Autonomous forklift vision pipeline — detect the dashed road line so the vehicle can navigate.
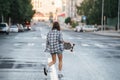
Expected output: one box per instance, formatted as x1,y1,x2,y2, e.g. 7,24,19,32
94,43,106,48
28,43,35,46
15,37,39,40
42,43,46,47
14,43,35,47
80,43,110,48
41,34,46,39
81,43,90,47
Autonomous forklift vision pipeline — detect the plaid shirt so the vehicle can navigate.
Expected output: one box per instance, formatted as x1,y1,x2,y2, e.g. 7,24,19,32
45,29,64,53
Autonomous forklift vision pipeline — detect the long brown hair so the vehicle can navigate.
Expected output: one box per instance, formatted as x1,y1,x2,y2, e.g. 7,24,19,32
52,22,60,31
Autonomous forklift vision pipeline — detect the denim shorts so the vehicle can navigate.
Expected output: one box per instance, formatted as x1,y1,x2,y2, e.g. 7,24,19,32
51,51,63,54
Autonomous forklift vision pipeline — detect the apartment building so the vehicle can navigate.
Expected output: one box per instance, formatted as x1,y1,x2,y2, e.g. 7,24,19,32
63,0,83,18
31,0,62,21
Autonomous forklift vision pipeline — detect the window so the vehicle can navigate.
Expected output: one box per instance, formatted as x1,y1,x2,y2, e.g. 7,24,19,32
52,1,54,5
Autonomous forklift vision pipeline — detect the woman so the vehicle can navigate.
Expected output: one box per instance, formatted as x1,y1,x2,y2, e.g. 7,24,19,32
44,21,64,78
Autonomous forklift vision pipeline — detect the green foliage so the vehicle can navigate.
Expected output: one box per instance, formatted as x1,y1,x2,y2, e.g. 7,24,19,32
0,0,34,24
71,21,78,28
76,0,118,25
64,17,71,24
0,0,11,22
104,0,118,18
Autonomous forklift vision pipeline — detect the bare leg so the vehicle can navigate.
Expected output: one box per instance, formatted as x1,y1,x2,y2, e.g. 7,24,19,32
44,54,56,76
48,54,56,67
57,54,63,71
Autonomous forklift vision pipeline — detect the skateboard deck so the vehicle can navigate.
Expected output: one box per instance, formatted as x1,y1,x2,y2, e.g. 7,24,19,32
64,42,75,52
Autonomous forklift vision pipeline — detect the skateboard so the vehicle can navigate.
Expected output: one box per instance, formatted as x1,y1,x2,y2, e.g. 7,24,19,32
64,42,75,52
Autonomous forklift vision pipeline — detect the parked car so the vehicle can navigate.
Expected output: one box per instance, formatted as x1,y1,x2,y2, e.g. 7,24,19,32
0,23,10,35
10,25,19,32
25,21,31,30
17,24,24,32
74,25,83,32
82,25,97,32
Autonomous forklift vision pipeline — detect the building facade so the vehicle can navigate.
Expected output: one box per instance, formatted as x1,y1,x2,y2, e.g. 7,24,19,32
31,0,62,21
31,0,83,21
62,0,83,18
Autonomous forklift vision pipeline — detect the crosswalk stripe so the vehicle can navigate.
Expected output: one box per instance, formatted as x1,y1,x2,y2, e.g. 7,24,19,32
28,43,35,46
81,43,90,47
80,43,108,48
94,43,105,48
42,43,46,46
41,34,46,39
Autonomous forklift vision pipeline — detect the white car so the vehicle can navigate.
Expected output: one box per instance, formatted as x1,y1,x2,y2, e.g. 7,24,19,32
0,23,10,35
82,25,97,32
10,25,19,32
74,25,83,32
17,24,24,32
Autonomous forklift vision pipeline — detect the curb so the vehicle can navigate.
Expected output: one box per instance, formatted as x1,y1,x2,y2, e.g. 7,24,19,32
92,32,120,38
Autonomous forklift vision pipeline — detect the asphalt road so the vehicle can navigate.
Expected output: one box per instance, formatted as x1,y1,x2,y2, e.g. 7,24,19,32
0,22,120,80
62,30,120,80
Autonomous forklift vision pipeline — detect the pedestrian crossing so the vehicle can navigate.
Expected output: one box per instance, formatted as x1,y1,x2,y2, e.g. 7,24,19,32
13,42,120,49
13,32,120,50
76,43,120,49
80,43,107,48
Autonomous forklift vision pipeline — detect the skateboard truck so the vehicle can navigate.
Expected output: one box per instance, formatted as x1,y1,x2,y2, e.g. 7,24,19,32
71,43,75,52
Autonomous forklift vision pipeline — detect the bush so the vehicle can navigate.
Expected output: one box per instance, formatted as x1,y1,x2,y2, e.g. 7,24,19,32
64,17,71,24
71,21,78,28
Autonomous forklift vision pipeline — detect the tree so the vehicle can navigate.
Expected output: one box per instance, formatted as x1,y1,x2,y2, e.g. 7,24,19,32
0,0,11,22
76,0,118,25
9,0,34,24
104,0,118,18
64,17,71,24
0,0,34,24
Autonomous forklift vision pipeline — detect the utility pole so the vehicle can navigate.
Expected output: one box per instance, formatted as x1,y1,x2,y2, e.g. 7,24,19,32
101,0,104,31
1,14,4,23
118,0,120,31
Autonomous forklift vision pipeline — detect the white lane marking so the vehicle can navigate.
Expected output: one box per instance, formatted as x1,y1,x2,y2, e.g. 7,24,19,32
41,34,46,39
81,43,107,48
28,43,35,46
14,43,22,46
15,37,19,39
0,69,44,72
48,58,58,80
94,43,105,48
15,37,38,40
36,27,42,31
42,43,46,47
69,37,74,39
33,37,38,39
74,37,120,40
14,43,35,47
0,58,47,62
81,43,90,47
108,43,120,46
77,37,82,39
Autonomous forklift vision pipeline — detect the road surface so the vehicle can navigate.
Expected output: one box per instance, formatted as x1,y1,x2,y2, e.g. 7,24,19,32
0,22,120,80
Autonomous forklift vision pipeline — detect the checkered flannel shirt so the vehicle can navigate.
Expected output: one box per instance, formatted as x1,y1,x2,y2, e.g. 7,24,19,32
46,29,64,53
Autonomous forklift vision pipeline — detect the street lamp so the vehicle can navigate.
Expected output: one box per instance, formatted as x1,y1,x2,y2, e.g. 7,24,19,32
118,0,120,31
101,0,104,31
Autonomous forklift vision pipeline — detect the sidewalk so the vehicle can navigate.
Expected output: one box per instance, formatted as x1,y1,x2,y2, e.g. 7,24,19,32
61,25,120,38
93,30,120,37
